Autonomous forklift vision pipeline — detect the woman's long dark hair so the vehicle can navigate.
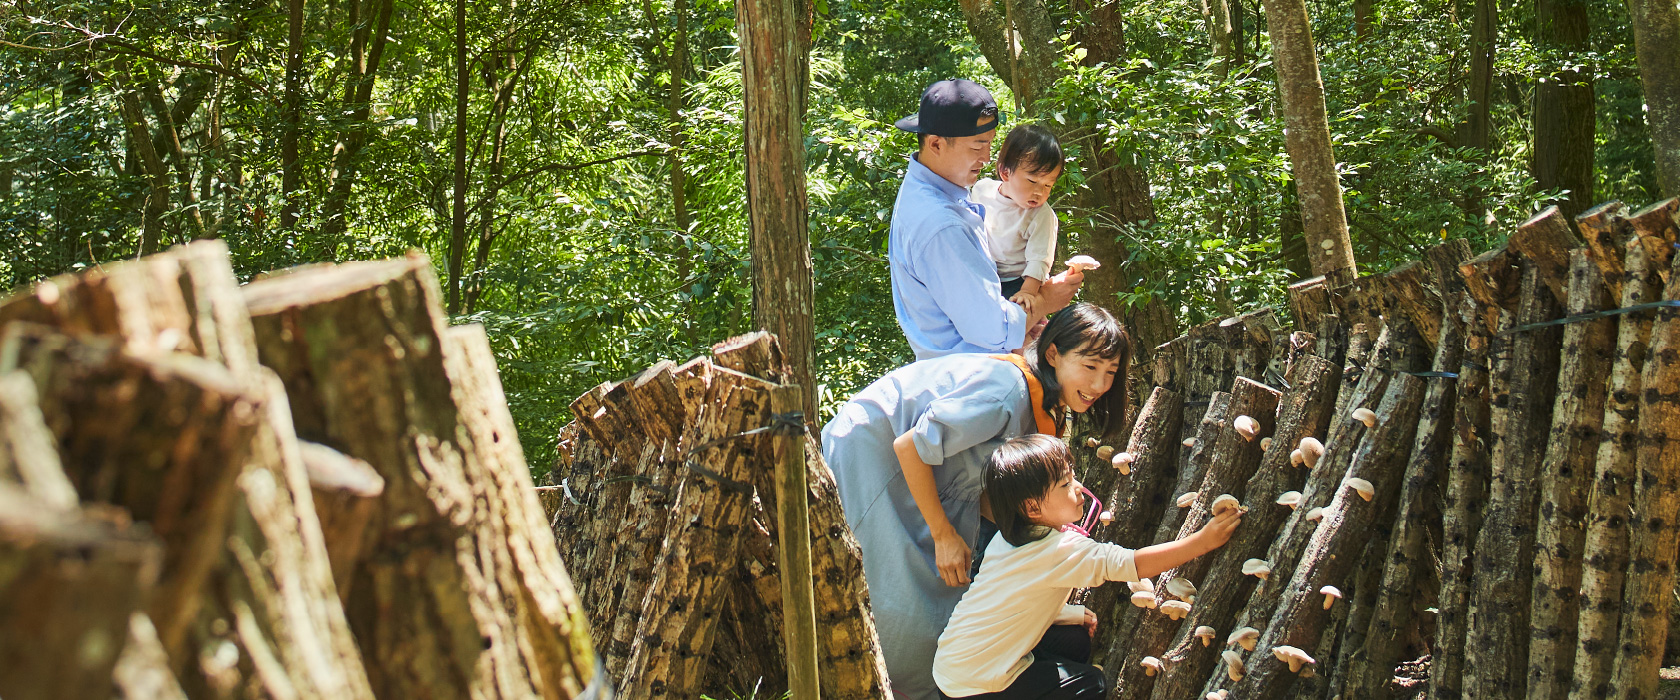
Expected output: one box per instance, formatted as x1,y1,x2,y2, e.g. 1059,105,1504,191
1027,303,1133,442
985,434,1074,546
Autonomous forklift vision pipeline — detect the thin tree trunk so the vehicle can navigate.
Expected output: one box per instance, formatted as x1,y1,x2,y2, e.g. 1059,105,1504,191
1261,0,1356,284
1533,0,1594,221
115,91,170,256
1626,0,1680,197
318,0,397,251
670,0,690,233
140,83,205,238
448,0,469,314
281,0,305,231
739,0,816,421
1460,0,1495,220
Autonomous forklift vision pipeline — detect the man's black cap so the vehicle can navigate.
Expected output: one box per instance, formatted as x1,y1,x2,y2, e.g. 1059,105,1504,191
894,79,1004,138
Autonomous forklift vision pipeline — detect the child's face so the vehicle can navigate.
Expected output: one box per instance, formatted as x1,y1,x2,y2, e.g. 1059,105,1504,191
1029,470,1086,529
998,164,1061,209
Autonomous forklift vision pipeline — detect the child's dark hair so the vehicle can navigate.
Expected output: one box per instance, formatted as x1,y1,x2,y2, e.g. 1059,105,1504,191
998,124,1063,176
985,434,1075,546
1028,303,1132,442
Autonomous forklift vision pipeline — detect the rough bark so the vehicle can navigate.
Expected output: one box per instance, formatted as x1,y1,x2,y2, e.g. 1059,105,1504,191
1577,202,1631,300
1463,261,1565,698
1149,354,1337,700
1626,0,1680,197
116,89,172,255
1112,379,1279,700
739,0,816,421
1508,207,1586,303
1084,387,1183,643
1344,299,1463,698
1572,238,1663,700
300,440,385,603
957,0,1062,110
1288,277,1331,331
1261,0,1355,283
244,256,601,699
1527,251,1618,700
1228,323,1430,699
0,483,163,700
1532,0,1595,221
1608,244,1680,698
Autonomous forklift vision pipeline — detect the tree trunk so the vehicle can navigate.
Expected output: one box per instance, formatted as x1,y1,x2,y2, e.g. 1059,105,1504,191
670,0,691,233
244,256,601,699
299,439,384,604
281,0,306,231
318,0,397,251
1532,0,1594,222
1573,236,1662,699
116,90,171,256
448,0,470,313
1626,0,1680,197
1463,261,1565,698
1607,245,1680,699
1459,0,1496,222
1150,354,1338,700
739,0,816,422
1527,250,1617,700
957,0,1061,110
1261,0,1355,283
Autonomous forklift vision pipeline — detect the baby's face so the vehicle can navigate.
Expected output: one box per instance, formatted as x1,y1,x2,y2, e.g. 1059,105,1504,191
998,164,1061,209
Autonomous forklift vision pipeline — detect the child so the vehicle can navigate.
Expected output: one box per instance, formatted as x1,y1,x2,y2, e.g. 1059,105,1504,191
933,435,1241,699
970,124,1064,316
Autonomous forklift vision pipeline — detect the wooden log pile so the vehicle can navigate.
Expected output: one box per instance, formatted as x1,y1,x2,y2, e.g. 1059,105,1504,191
1081,200,1680,699
0,243,600,700
542,332,891,699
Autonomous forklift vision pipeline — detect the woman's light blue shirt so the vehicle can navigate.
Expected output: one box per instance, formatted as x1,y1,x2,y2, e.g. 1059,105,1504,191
821,353,1043,700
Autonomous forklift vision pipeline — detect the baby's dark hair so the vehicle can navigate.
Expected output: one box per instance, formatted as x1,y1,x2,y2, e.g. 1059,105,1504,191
998,124,1063,176
985,434,1075,547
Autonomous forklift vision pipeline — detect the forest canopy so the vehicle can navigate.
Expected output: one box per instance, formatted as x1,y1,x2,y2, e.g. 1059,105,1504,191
0,0,1662,470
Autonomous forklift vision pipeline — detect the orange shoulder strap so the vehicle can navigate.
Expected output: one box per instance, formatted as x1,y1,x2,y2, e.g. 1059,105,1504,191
989,354,1062,437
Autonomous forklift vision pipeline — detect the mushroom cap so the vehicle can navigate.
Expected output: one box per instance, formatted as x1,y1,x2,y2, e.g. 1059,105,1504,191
1066,255,1102,271
1183,437,1197,448
1194,626,1217,646
1160,600,1193,620
1112,451,1135,474
1260,436,1274,451
1128,578,1155,594
1085,437,1100,448
1166,578,1199,600
1233,415,1260,440
1222,650,1246,681
1276,491,1303,508
1320,585,1343,609
1096,445,1115,460
1131,590,1159,609
1352,407,1377,427
1290,448,1305,467
1177,492,1197,508
1140,656,1163,676
1305,506,1325,522
1227,626,1260,651
1344,477,1376,502
1241,559,1271,580
1298,437,1325,468
1273,645,1317,673
1211,494,1241,515
1207,694,1223,700
1099,510,1114,524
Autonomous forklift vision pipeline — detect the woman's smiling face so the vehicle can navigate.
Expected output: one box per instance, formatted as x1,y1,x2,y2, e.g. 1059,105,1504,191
1044,342,1122,413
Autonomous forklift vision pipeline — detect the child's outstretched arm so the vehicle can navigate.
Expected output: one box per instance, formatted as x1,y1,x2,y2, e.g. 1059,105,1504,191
1133,508,1242,579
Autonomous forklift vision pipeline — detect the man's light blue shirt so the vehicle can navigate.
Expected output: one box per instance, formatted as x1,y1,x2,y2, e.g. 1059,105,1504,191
889,156,1027,360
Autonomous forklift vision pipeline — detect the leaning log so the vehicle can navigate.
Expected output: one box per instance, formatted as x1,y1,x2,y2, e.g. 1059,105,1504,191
244,256,601,700
1606,251,1680,699
1527,251,1618,700
1149,354,1337,700
1463,260,1566,698
0,372,76,509
1573,236,1664,698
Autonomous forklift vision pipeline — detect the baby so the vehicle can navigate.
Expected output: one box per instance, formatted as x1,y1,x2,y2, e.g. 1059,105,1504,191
970,124,1064,315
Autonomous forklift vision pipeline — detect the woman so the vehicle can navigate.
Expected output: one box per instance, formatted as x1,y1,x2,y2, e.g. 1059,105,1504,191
822,303,1132,700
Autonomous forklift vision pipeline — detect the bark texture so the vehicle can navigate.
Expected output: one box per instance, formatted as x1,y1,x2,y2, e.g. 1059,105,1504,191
1627,0,1680,197
1533,0,1595,221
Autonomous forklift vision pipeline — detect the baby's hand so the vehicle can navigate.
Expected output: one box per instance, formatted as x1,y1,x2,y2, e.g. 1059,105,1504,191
1010,291,1042,315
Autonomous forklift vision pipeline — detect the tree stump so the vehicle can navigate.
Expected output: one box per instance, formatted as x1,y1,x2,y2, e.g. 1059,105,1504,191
244,255,600,700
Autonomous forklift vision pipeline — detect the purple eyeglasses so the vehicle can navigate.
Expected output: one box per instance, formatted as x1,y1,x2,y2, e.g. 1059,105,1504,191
1061,485,1106,537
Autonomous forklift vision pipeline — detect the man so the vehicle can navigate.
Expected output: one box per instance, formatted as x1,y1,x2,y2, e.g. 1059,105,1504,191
889,79,1082,360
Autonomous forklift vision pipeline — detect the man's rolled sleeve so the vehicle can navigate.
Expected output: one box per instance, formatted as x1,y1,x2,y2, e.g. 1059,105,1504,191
914,226,1027,352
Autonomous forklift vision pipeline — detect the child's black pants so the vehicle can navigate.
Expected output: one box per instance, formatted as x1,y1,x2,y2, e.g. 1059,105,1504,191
937,624,1105,700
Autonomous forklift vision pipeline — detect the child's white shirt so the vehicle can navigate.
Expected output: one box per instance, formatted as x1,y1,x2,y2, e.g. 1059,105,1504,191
971,178,1059,283
933,529,1139,697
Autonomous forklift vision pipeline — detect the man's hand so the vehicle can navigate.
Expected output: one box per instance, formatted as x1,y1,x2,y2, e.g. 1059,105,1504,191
1036,268,1085,316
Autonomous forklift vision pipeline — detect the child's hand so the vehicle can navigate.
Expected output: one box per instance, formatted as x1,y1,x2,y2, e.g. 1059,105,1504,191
1198,507,1243,549
1010,291,1041,315
1083,609,1099,638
